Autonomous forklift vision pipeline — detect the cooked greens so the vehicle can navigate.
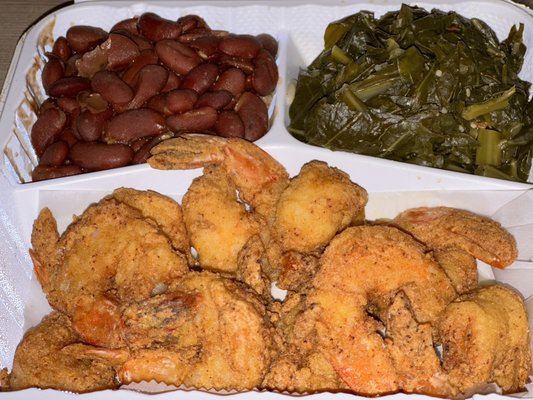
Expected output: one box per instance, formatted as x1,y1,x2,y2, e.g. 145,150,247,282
288,5,533,182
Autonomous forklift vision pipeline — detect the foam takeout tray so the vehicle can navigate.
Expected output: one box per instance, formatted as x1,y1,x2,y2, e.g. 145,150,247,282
0,1,532,399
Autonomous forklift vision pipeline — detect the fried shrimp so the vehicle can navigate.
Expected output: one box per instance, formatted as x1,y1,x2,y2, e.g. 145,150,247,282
435,285,531,395
273,161,367,288
149,134,290,224
392,207,518,268
309,225,456,396
30,190,190,348
91,272,273,391
9,313,118,392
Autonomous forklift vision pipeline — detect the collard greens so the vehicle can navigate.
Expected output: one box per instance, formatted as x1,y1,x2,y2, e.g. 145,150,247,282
288,4,533,182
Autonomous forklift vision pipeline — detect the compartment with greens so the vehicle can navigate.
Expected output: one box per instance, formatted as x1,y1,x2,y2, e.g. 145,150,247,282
288,4,533,182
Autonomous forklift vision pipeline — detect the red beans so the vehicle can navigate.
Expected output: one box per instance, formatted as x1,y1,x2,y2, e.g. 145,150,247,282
31,12,279,181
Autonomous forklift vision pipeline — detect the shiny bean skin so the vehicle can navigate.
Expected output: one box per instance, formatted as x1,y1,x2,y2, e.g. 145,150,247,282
212,67,246,97
121,49,159,86
91,70,134,105
64,54,81,77
31,107,67,156
69,142,134,171
138,12,182,42
177,15,210,34
76,108,113,141
166,106,217,132
57,96,81,114
214,110,245,138
217,55,254,74
165,89,198,114
106,108,166,141
110,17,140,36
107,33,141,71
219,34,261,59
161,72,181,92
156,39,202,76
66,25,108,53
255,33,278,58
180,62,219,94
195,90,233,110
252,49,279,96
48,77,91,98
235,92,269,141
42,55,64,94
39,141,70,166
32,164,83,181
188,36,221,60
52,36,72,62
127,64,169,110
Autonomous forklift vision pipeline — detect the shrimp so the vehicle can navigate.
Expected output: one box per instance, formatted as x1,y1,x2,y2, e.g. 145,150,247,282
273,161,368,289
435,285,531,395
83,272,274,391
30,189,190,348
9,312,118,393
391,206,518,268
308,225,456,396
149,134,289,224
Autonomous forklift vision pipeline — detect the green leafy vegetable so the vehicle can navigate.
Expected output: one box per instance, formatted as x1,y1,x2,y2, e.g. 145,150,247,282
288,4,533,182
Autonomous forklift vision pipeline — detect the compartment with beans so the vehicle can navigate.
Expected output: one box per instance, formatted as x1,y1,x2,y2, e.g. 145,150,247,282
31,12,279,181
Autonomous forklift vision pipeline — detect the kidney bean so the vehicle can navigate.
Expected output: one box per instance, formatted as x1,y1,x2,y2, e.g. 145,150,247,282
39,98,58,113
146,94,167,114
188,35,221,60
195,90,233,110
177,15,210,34
156,39,202,76
107,33,140,71
106,108,166,141
235,92,268,141
58,125,79,147
32,164,83,181
66,25,108,54
110,17,139,36
127,64,168,110
64,54,81,77
39,141,70,166
256,33,278,58
212,67,246,97
215,110,245,138
57,96,81,114
76,108,113,141
165,89,198,114
48,76,91,98
69,141,134,171
52,36,72,62
161,72,181,92
180,62,219,94
121,49,159,86
132,132,174,164
91,70,134,105
130,34,153,52
252,49,278,96
166,106,217,132
138,12,182,42
42,55,64,94
218,55,254,75
219,34,261,59
31,107,67,156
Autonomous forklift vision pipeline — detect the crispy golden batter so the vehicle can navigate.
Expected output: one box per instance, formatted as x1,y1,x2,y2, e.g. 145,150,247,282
31,193,189,348
264,293,349,393
310,225,456,396
183,165,264,274
9,313,118,392
113,272,273,391
435,285,531,394
433,248,478,294
273,160,367,253
392,207,518,268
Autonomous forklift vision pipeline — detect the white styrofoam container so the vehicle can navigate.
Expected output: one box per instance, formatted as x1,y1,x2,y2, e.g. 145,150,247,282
0,1,532,399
